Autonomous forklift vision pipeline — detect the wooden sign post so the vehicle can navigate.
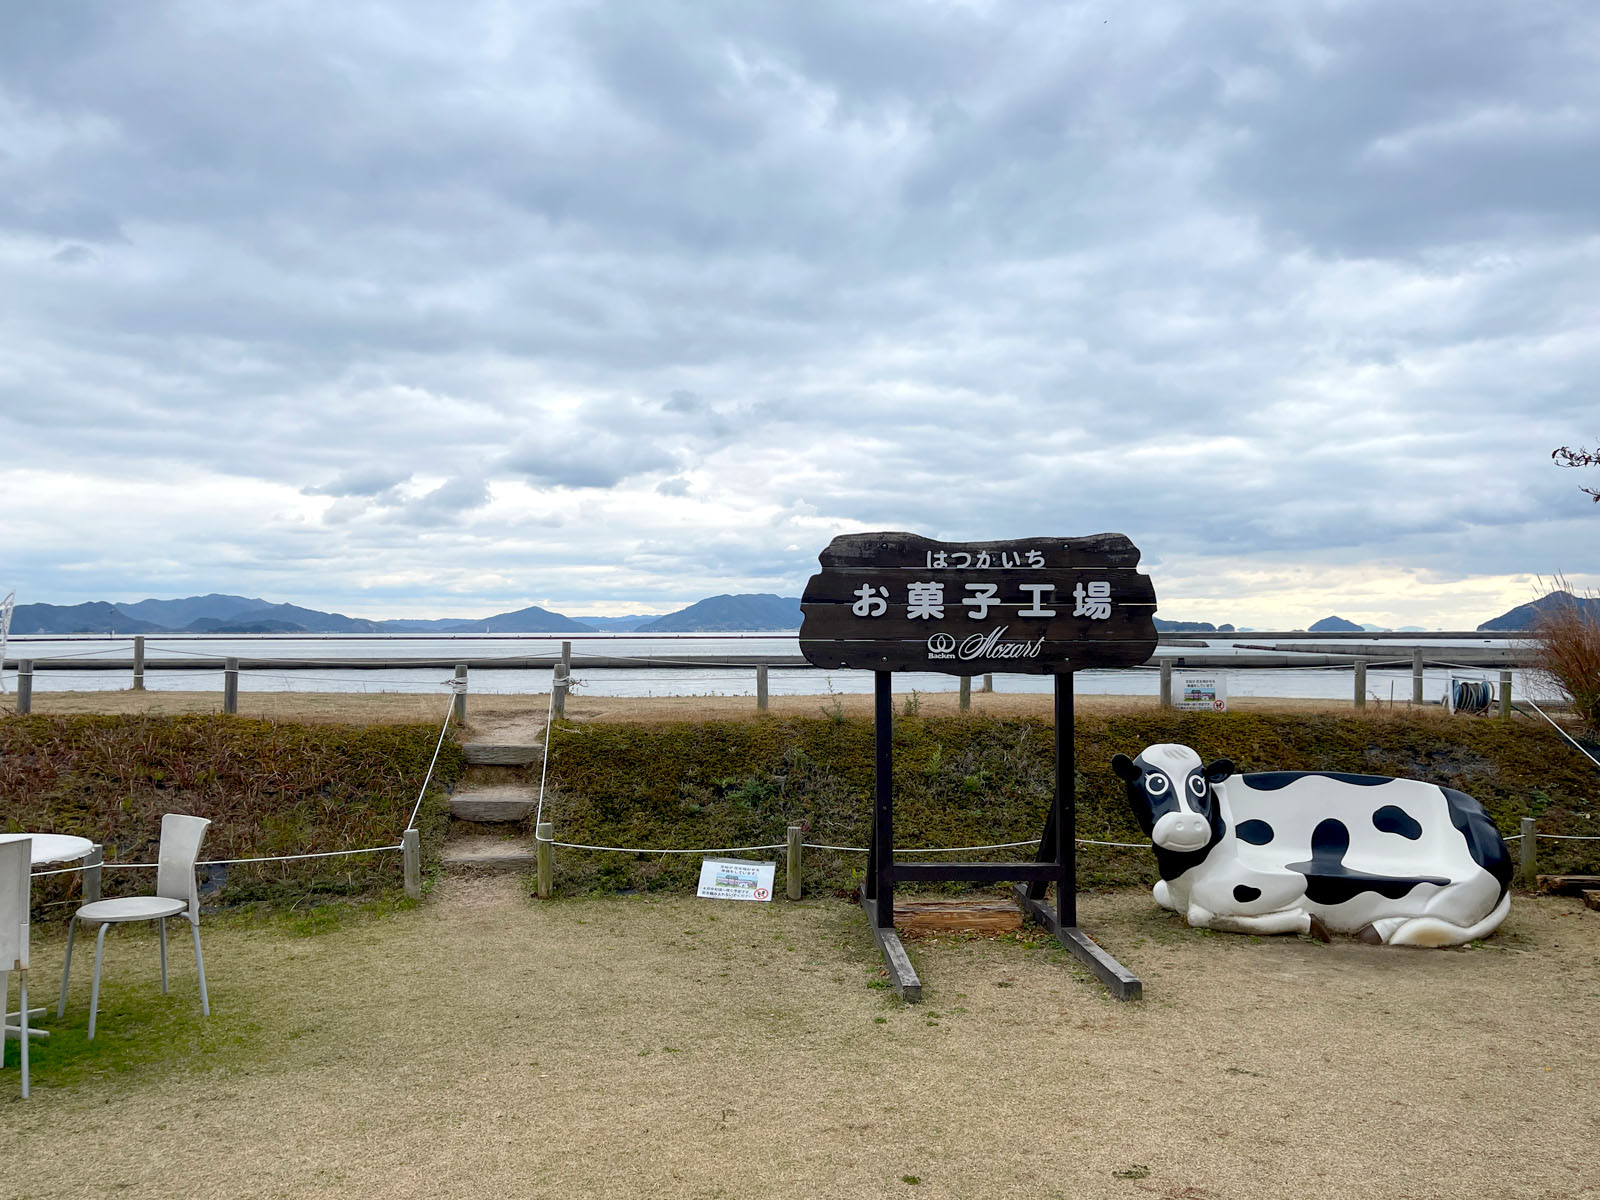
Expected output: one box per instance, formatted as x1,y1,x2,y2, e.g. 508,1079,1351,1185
799,532,1159,1001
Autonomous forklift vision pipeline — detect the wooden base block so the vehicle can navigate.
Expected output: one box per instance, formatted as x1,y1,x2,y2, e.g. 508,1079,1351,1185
1582,890,1600,912
860,886,922,1003
1537,874,1600,895
894,896,1024,938
1011,884,1142,1002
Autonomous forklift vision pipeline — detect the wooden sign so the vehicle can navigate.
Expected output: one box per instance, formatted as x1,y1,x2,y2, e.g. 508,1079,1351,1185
798,532,1158,675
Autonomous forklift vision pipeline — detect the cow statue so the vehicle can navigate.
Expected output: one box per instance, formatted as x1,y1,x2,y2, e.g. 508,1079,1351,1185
1111,743,1512,946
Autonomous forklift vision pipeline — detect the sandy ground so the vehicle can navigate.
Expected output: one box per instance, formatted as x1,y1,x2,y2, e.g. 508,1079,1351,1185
8,882,1599,1200
17,687,1377,727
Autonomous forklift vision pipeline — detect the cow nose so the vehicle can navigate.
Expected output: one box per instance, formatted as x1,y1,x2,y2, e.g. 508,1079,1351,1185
1179,817,1205,838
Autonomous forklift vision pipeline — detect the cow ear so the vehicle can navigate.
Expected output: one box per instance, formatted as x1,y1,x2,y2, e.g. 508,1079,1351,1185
1204,758,1235,783
1111,754,1140,782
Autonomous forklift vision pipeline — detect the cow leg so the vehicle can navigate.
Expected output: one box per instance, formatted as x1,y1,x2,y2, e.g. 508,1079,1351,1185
1360,891,1511,948
1206,908,1312,937
1152,880,1175,911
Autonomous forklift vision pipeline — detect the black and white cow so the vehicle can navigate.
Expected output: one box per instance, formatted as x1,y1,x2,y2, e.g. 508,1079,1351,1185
1110,743,1512,946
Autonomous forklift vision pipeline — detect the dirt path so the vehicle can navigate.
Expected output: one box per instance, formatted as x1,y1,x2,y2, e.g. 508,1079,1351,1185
9,887,1598,1199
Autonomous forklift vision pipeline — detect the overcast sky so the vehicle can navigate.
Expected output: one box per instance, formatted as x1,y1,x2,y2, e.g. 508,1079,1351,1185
3,0,1597,627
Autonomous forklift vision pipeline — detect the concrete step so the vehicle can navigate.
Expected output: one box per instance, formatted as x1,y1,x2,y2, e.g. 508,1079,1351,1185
439,835,537,873
462,742,544,766
449,784,537,823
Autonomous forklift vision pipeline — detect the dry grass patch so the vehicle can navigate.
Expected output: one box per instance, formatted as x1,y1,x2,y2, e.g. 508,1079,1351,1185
7,885,1600,1200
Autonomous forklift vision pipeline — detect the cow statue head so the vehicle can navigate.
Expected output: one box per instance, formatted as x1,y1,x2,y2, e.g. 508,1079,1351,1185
1111,744,1234,855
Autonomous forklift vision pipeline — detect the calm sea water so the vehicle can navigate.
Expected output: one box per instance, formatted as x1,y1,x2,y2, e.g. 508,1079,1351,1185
1,632,1551,705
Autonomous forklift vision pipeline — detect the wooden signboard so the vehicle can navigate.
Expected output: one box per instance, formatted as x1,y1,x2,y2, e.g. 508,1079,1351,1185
799,532,1157,674
799,532,1157,1002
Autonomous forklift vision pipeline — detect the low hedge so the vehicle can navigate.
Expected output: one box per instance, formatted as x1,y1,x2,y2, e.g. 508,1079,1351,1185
546,708,1600,896
2,714,464,909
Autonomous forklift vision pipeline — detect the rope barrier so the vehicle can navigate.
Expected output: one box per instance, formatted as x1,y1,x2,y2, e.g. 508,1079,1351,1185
40,843,404,877
1522,696,1600,770
403,689,458,832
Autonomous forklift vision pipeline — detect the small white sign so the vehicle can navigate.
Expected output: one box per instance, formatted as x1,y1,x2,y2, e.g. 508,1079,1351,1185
1176,673,1228,712
696,857,777,902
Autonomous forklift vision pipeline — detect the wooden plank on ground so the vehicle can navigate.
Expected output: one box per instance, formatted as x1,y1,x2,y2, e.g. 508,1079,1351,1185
1537,875,1600,895
1011,884,1142,1002
463,743,543,766
860,885,922,1002
894,897,1023,937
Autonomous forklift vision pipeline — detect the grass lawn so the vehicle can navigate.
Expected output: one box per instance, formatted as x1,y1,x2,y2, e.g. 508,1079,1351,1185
8,880,1600,1199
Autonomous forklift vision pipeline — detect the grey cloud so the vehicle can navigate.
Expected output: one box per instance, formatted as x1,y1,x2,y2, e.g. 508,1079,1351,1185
303,468,411,498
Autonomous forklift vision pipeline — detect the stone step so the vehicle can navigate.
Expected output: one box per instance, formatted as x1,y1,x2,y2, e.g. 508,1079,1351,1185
439,835,537,872
449,784,538,823
462,742,544,766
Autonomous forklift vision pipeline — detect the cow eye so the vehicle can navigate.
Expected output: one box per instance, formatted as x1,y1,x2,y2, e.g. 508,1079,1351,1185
1145,774,1168,795
1188,776,1206,799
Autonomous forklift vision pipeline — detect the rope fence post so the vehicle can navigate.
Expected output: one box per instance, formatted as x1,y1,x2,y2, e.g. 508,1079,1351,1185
757,662,769,713
537,821,553,898
982,673,992,694
132,635,145,691
452,664,468,724
552,665,567,720
1520,817,1537,888
959,675,971,711
223,658,239,715
16,660,31,714
786,825,802,900
1500,670,1512,721
402,828,421,900
1354,659,1367,709
1160,659,1173,709
1412,649,1424,706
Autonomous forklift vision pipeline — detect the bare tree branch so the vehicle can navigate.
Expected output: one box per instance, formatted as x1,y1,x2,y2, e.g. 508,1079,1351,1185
1552,443,1600,501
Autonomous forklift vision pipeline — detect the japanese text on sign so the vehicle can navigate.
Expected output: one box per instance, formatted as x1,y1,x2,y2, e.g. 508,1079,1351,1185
851,580,1114,621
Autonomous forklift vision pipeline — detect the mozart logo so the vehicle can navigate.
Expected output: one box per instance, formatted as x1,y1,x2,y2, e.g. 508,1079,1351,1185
927,626,1044,662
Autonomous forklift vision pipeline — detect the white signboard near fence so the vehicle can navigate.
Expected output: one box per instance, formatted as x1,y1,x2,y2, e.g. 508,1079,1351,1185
696,857,776,902
1176,672,1228,712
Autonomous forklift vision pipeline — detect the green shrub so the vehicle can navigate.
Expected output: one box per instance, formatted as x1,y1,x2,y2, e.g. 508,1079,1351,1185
1,714,464,910
546,710,1600,895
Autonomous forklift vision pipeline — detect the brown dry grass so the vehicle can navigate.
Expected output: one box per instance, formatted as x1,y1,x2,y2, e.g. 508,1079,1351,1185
24,687,1379,728
9,884,1599,1199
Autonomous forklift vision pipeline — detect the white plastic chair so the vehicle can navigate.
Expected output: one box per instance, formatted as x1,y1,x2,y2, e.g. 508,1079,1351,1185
59,815,211,1040
2,838,33,1097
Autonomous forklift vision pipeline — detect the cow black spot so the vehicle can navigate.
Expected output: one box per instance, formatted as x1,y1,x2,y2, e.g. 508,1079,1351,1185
1373,805,1423,841
1287,818,1449,905
1233,885,1261,903
1236,819,1275,845
1239,771,1394,791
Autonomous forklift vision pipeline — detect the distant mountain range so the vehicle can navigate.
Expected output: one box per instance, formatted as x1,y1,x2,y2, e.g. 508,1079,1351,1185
12,590,1586,637
7,592,806,635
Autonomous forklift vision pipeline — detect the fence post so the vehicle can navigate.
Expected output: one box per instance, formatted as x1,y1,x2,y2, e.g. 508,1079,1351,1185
756,662,769,713
83,844,103,904
1500,670,1513,721
561,640,572,675
786,825,802,900
982,673,992,694
402,828,421,900
452,663,468,724
223,657,239,715
1354,660,1367,709
16,660,31,714
552,664,567,720
1160,659,1173,709
959,676,971,711
536,821,553,899
1412,649,1424,706
132,635,145,691
1520,817,1537,889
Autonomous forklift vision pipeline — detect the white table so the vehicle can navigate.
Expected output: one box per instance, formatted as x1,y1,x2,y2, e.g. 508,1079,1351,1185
3,833,101,1042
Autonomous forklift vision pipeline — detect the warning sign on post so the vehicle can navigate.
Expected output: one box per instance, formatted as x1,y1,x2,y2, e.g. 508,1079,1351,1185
1176,673,1228,712
696,857,777,902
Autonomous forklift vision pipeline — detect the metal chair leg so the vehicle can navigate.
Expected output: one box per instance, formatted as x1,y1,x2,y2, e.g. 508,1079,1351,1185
88,923,110,1041
58,919,76,1018
158,918,168,994
191,920,209,1017
18,972,27,1099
